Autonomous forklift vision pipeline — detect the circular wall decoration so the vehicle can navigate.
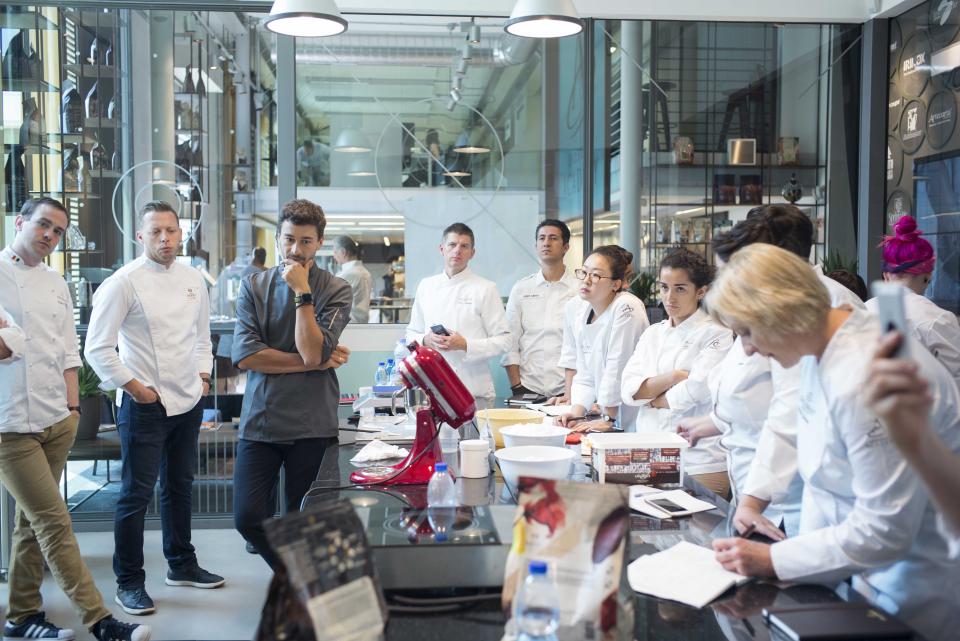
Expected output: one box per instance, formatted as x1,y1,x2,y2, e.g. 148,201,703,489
900,31,932,97
889,82,903,131
887,135,904,187
889,19,902,79
926,90,957,149
900,99,927,153
929,0,960,50
111,160,206,248
886,189,913,225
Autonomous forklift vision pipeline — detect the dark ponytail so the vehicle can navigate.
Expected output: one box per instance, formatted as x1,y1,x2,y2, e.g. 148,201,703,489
588,244,633,291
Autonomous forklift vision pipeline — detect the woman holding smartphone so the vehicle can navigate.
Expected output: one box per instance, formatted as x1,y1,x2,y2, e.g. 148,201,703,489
558,246,648,433
620,248,733,495
707,244,960,641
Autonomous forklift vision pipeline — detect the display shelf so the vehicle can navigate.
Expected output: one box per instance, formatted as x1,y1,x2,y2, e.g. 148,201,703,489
3,143,61,155
83,118,117,129
62,63,117,78
30,191,102,199
1,78,59,93
0,11,58,30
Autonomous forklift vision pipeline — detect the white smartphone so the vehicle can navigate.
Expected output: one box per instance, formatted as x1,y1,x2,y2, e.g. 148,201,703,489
870,281,911,358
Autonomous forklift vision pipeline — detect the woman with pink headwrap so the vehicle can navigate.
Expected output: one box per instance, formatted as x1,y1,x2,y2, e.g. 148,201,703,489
865,215,960,386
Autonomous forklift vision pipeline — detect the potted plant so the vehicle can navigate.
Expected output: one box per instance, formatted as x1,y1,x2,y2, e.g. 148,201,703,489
628,271,665,324
76,360,104,440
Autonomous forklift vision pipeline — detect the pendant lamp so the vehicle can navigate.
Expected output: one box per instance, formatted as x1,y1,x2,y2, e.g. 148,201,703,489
264,0,347,37
333,127,371,153
504,0,583,38
453,130,490,154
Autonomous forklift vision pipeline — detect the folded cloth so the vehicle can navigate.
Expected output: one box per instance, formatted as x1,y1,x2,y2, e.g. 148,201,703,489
350,439,410,463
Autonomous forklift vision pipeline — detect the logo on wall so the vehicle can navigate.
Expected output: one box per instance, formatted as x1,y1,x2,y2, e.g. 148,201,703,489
900,32,932,97
929,0,960,50
887,135,904,186
900,99,927,153
889,82,903,132
926,90,957,149
886,190,913,226
889,19,902,79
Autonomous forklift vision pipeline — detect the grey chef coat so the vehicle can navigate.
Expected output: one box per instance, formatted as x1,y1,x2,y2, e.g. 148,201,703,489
232,264,352,442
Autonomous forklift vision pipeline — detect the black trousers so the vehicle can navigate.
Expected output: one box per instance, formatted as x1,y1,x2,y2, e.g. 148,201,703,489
233,436,335,571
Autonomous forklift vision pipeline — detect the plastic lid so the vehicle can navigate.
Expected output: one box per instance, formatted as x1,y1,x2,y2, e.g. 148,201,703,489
460,439,490,451
378,361,385,366
434,462,448,472
435,532,448,542
528,560,548,575
387,358,395,363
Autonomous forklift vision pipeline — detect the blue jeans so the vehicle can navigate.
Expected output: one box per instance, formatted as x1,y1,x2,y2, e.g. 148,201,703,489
114,395,202,589
233,437,334,571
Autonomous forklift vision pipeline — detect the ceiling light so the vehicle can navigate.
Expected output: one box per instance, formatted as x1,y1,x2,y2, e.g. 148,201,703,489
461,43,473,61
456,58,469,76
452,75,463,91
333,127,371,153
446,97,458,111
453,130,490,154
504,0,583,38
383,236,391,246
443,170,471,177
609,46,617,54
468,22,481,45
450,87,462,102
264,0,347,37
347,154,376,177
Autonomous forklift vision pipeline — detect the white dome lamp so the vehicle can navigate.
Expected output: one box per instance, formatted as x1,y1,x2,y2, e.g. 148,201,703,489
264,0,347,38
504,0,583,38
334,127,371,153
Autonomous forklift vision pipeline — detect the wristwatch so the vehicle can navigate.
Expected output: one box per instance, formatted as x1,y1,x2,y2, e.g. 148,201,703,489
601,413,619,428
69,405,82,415
294,292,314,308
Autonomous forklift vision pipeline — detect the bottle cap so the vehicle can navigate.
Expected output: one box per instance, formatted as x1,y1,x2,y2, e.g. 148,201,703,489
434,462,448,472
378,361,385,366
528,560,548,575
387,358,394,364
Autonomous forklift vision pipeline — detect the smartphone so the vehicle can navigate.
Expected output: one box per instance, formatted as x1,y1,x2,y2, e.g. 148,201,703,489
870,281,911,357
431,324,451,336
647,497,686,514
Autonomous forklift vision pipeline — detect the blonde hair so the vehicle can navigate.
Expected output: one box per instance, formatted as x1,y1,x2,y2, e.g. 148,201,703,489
706,243,830,340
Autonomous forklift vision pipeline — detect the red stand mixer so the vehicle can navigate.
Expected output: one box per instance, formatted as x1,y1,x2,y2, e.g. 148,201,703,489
349,341,476,485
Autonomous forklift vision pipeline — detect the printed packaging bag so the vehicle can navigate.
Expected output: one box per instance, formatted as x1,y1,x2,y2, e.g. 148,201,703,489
502,479,633,641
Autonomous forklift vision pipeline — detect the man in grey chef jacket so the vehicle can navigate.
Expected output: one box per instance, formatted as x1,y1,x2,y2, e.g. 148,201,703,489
232,198,352,571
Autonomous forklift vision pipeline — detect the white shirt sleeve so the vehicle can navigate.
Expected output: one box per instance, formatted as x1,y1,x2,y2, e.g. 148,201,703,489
919,313,960,383
597,305,646,409
938,513,960,560
570,347,596,411
0,304,25,362
557,300,578,370
664,327,733,412
84,276,137,390
770,391,928,584
620,328,658,407
61,283,82,371
501,282,522,367
463,283,511,363
405,279,427,346
195,284,213,375
742,360,801,503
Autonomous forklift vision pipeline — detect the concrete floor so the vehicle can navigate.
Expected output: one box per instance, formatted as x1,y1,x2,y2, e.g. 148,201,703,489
0,529,271,641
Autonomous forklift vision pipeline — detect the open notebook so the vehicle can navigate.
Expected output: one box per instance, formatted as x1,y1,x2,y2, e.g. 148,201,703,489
627,541,750,608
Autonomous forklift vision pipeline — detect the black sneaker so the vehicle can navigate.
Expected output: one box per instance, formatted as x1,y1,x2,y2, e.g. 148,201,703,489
114,587,156,616
3,612,75,641
165,566,225,589
90,617,150,641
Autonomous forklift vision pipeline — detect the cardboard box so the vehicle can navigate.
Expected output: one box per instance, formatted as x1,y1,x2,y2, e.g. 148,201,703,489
589,433,688,487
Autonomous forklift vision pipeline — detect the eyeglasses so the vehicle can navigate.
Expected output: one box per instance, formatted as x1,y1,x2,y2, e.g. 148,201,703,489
574,268,613,282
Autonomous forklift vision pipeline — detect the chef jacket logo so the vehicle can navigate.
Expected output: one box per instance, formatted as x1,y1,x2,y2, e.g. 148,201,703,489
902,51,926,76
707,338,722,350
185,287,198,302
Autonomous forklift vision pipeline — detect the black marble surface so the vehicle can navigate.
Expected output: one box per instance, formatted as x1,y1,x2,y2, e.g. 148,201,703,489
300,426,859,641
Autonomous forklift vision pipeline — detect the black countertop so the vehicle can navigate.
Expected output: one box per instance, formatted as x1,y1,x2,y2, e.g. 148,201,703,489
301,427,858,641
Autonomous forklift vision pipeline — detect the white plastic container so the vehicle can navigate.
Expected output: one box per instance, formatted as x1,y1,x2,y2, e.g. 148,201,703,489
588,432,688,487
494,445,575,488
459,439,490,478
499,423,569,448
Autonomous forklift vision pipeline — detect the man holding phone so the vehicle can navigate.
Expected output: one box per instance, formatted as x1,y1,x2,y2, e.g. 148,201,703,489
406,222,510,404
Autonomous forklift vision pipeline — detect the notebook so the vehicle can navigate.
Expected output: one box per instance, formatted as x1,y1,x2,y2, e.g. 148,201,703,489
628,486,717,518
627,541,750,608
764,603,915,640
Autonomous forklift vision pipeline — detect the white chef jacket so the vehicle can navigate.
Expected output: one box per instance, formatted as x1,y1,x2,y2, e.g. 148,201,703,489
336,260,373,324
620,308,732,473
0,248,81,433
0,303,24,362
570,291,649,431
742,267,867,507
938,514,960,560
85,255,213,418
769,309,960,641
406,267,511,400
865,289,960,388
557,296,587,371
501,267,579,397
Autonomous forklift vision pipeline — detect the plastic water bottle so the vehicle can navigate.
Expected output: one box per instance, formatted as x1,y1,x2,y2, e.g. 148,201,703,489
514,560,560,640
427,462,457,541
385,358,395,384
375,361,387,386
391,339,408,385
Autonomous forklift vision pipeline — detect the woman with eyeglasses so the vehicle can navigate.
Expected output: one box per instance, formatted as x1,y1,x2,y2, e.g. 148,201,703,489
557,246,649,433
620,248,733,495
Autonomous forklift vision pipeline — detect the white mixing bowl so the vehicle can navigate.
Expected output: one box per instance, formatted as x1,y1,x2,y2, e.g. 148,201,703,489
499,423,570,448
494,445,576,488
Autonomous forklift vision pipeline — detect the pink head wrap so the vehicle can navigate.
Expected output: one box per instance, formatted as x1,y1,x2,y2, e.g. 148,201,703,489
880,216,935,275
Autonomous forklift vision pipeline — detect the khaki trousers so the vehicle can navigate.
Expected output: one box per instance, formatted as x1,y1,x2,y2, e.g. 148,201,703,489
0,416,111,628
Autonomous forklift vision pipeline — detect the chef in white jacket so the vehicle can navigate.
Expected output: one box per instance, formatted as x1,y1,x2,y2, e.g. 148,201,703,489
550,296,588,405
558,245,648,432
708,244,960,641
620,248,732,494
406,222,511,403
865,215,960,387
709,209,863,539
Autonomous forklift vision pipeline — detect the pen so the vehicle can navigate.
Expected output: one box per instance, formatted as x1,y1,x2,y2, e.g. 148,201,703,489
739,522,758,539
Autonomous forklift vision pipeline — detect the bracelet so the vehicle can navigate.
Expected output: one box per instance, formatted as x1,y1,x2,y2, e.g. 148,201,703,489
68,405,82,415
